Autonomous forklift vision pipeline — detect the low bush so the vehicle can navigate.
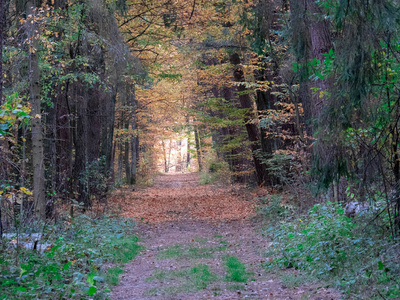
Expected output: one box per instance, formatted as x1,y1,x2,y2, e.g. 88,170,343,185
0,215,142,299
263,201,400,298
199,150,231,185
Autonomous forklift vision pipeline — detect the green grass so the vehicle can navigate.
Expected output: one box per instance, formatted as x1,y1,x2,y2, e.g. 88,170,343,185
108,236,143,263
106,267,124,286
146,264,217,294
224,256,252,283
157,244,227,260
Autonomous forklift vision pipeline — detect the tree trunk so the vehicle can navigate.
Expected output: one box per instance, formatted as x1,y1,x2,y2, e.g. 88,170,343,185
306,0,333,118
0,0,4,105
194,125,202,171
45,87,57,218
127,83,138,184
73,84,89,207
186,133,191,170
305,0,342,191
231,53,267,185
162,139,168,172
131,135,139,183
290,0,313,134
27,1,46,219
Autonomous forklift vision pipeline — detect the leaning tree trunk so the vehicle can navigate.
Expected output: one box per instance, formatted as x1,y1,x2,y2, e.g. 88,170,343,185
231,53,268,185
27,1,46,219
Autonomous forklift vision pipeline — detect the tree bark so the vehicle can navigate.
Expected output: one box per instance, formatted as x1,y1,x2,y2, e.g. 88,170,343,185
126,83,138,184
231,53,267,185
306,0,333,118
194,125,202,171
162,139,168,172
27,1,46,219
305,0,339,190
290,0,313,135
0,0,4,105
72,84,89,207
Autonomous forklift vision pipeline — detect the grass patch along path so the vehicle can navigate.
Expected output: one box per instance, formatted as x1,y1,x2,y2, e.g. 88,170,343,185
110,173,340,299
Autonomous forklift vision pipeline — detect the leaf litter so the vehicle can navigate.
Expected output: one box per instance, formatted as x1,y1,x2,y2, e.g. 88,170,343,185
109,173,341,299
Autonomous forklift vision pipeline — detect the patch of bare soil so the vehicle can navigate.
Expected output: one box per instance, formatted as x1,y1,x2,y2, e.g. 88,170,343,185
110,173,341,300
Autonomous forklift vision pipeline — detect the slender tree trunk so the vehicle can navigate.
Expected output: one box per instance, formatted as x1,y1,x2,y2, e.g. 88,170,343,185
124,137,131,183
27,1,46,219
72,83,89,208
194,125,202,171
130,135,138,183
290,0,313,135
231,53,267,185
0,0,3,105
117,132,123,184
186,133,190,169
0,0,4,238
45,88,57,218
127,83,138,184
56,81,72,195
168,139,172,172
105,90,117,175
162,139,168,172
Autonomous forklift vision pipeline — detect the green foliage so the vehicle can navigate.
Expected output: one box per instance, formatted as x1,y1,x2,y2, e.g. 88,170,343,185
199,150,231,185
224,256,252,283
0,93,30,137
258,194,292,219
264,202,400,298
106,267,124,286
0,216,142,299
79,156,112,203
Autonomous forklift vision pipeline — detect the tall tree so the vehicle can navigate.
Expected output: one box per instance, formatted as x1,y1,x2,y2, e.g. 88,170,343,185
0,0,3,104
231,53,268,185
27,0,46,219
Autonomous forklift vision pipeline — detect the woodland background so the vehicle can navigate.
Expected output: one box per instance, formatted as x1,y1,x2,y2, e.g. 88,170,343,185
1,0,400,298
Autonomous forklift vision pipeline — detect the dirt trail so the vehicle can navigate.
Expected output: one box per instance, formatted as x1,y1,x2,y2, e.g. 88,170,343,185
110,173,339,300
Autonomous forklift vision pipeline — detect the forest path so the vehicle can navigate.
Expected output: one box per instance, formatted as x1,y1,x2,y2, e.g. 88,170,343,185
110,173,339,300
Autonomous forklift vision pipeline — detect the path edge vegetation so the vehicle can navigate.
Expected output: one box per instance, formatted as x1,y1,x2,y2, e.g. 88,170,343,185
0,215,143,299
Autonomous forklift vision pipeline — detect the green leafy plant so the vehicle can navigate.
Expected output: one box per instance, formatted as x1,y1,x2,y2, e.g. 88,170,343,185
264,201,400,298
224,256,252,283
0,215,143,299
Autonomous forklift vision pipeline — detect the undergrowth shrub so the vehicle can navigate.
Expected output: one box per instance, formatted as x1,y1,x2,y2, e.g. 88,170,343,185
199,150,230,185
258,194,293,219
263,201,400,298
0,215,142,299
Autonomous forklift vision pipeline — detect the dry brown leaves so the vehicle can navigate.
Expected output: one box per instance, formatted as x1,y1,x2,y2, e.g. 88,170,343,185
108,173,257,224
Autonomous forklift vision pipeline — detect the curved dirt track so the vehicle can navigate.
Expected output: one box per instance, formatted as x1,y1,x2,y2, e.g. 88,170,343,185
110,173,340,300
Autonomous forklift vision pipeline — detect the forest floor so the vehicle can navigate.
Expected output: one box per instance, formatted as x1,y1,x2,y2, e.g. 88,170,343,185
109,173,341,300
